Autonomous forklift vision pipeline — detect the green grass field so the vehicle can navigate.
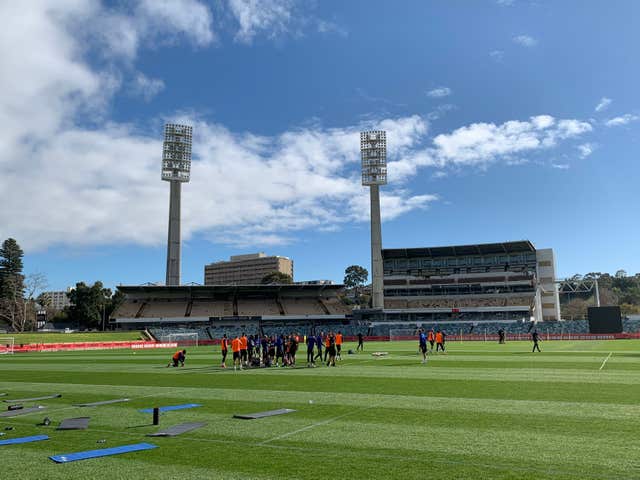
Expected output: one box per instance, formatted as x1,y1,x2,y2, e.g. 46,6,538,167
3,331,144,344
1,340,639,479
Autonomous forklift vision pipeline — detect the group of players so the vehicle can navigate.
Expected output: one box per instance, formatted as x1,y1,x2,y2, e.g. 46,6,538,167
417,328,447,363
219,331,359,370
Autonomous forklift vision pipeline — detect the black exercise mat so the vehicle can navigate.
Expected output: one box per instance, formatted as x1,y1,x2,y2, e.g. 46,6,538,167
75,398,130,407
4,394,61,403
146,422,206,437
0,406,45,417
57,417,90,430
233,408,296,420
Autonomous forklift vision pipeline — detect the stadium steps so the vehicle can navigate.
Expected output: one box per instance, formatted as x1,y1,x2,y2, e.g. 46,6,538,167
318,299,331,315
275,297,286,315
185,300,193,317
135,302,148,319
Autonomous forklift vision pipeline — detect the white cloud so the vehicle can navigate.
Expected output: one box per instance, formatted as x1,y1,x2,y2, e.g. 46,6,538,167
135,0,215,47
605,114,639,127
489,50,504,62
595,97,612,112
496,0,515,5
131,73,165,101
551,164,570,170
427,87,452,98
577,143,595,158
228,0,296,44
513,35,537,47
388,115,592,182
0,0,431,251
0,2,599,253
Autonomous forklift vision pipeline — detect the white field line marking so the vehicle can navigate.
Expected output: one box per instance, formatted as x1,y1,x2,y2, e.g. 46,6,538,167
599,352,613,371
258,405,375,446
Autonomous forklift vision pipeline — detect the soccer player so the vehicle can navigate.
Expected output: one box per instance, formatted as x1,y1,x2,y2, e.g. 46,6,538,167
427,329,435,351
324,334,331,362
167,349,186,368
240,332,248,367
275,334,284,367
435,330,445,353
314,332,323,362
220,334,228,368
419,329,428,363
326,332,337,367
231,335,242,370
336,331,343,360
306,334,316,367
498,328,505,344
531,330,541,352
357,332,364,352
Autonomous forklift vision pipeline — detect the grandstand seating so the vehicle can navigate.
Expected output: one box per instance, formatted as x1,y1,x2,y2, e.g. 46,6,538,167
321,297,352,315
113,301,142,318
237,298,280,316
189,301,234,317
281,298,325,315
142,301,188,318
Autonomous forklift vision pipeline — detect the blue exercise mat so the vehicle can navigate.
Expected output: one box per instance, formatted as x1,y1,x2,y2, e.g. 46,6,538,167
0,435,49,446
49,442,157,463
139,403,202,413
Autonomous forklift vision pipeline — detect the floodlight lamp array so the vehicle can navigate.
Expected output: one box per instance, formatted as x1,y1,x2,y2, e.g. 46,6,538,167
161,123,193,182
360,130,387,186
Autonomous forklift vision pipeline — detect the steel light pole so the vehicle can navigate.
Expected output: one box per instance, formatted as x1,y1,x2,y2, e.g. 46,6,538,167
360,130,387,309
162,124,193,286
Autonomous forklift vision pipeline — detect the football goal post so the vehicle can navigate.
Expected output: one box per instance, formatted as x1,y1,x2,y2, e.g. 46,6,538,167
162,332,199,346
389,328,418,342
0,337,15,355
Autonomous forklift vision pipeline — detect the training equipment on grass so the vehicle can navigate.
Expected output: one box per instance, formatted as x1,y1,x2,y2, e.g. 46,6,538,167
49,442,158,463
75,398,130,407
233,408,296,420
0,435,49,446
57,417,90,430
7,404,23,411
4,394,61,403
139,403,202,413
147,422,206,437
371,352,388,357
0,406,45,418
0,393,7,397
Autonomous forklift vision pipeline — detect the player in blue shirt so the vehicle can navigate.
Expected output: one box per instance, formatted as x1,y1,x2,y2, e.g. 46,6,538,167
419,329,428,364
314,332,323,362
306,335,316,367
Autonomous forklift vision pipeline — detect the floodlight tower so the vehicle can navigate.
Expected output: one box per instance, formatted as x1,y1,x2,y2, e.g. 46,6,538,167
162,123,192,286
360,130,387,309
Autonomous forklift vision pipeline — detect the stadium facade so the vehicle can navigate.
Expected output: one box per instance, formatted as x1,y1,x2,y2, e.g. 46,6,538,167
204,253,294,285
355,240,561,326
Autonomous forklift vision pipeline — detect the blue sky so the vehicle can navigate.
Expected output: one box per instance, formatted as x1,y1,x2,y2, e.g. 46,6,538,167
1,0,639,292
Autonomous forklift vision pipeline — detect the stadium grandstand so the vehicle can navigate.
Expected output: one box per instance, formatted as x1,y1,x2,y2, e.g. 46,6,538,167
355,240,562,330
110,284,354,341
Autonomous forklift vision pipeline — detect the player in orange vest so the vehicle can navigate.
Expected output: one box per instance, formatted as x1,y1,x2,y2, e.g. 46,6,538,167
427,330,435,351
231,335,242,370
167,349,186,368
335,331,343,360
324,333,331,362
435,330,445,352
239,333,248,366
220,334,228,368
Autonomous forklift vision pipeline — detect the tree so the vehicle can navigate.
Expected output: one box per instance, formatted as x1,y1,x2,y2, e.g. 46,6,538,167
261,271,293,285
344,265,368,304
0,238,25,331
67,282,112,330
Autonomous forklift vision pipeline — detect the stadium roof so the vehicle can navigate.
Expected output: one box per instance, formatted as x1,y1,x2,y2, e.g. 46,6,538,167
117,284,343,298
382,240,535,259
